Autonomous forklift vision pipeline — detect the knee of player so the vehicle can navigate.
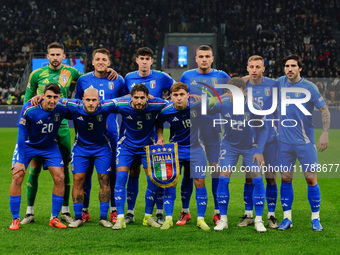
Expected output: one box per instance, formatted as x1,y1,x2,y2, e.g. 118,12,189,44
265,178,276,185
194,178,205,188
12,171,25,184
281,177,292,183
305,177,317,186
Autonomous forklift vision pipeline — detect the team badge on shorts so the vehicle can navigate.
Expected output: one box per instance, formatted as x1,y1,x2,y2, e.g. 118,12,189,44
145,143,180,188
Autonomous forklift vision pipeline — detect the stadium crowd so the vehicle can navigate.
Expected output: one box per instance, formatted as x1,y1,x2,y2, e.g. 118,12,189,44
0,0,340,105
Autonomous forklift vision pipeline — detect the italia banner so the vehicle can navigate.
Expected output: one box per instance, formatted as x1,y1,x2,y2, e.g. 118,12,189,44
145,143,180,188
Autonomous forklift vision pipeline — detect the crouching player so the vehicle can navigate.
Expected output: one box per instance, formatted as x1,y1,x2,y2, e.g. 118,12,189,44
156,82,212,230
9,83,69,230
213,77,269,232
65,87,116,228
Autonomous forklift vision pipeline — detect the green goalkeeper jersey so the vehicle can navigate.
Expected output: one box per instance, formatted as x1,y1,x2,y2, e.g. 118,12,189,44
24,64,82,102
24,64,82,125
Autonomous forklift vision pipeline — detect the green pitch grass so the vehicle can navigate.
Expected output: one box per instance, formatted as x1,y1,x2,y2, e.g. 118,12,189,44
0,128,339,255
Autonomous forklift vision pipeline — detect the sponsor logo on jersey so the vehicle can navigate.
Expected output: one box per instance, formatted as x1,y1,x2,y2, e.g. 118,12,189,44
99,83,103,86
97,114,103,122
224,113,231,118
19,118,26,125
77,116,84,121
191,80,197,85
36,120,43,124
126,115,133,120
54,113,60,122
146,113,152,120
265,88,271,96
108,82,114,90
150,80,156,89
172,117,179,122
43,78,49,84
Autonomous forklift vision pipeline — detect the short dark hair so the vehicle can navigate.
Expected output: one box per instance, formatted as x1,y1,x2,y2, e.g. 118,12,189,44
228,77,246,90
196,45,213,53
92,48,111,59
170,82,188,93
47,42,64,52
136,47,154,58
284,54,303,68
44,83,61,94
130,83,149,96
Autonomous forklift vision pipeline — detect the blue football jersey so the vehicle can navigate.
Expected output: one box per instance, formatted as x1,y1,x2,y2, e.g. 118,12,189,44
180,68,230,96
113,96,167,147
75,72,128,135
16,101,69,162
277,76,326,145
64,99,118,146
124,70,175,98
215,95,268,153
246,77,278,143
158,99,211,148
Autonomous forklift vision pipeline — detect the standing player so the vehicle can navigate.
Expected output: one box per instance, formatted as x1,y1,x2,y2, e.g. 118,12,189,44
74,48,128,223
213,77,268,232
111,84,167,230
22,42,117,224
9,83,69,230
237,56,279,229
123,47,175,224
66,87,118,228
156,82,212,230
277,55,330,231
178,45,230,225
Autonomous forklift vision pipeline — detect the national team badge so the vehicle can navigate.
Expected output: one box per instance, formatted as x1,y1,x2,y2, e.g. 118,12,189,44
108,82,114,90
150,80,156,89
265,88,271,96
212,78,217,86
191,110,197,118
62,75,67,84
97,114,103,122
145,143,180,188
244,112,250,121
54,113,60,122
146,113,152,120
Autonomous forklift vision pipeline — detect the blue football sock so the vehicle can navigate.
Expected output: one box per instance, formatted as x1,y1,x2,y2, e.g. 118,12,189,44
100,202,110,219
195,186,208,218
181,172,193,209
110,165,116,208
244,183,254,211
156,187,164,211
217,177,230,216
252,176,265,217
9,195,21,219
308,183,321,213
164,187,176,217
212,178,219,210
145,176,158,215
73,202,83,220
126,175,139,211
51,193,64,218
115,171,128,216
266,183,277,213
281,182,294,212
83,169,93,209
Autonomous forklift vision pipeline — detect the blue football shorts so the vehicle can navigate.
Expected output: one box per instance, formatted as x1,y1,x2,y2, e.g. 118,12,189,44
12,142,64,169
71,142,112,174
277,141,318,172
